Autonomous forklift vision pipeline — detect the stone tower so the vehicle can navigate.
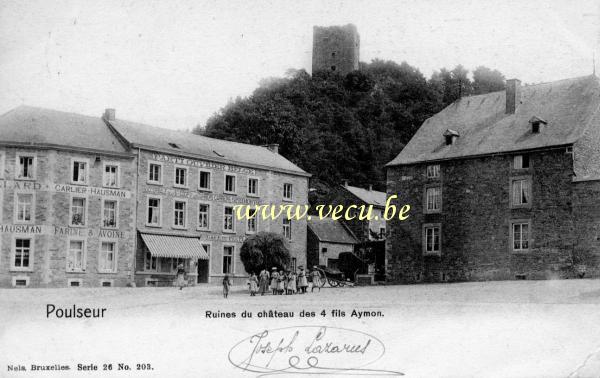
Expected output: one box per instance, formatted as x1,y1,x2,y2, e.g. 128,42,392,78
312,24,360,75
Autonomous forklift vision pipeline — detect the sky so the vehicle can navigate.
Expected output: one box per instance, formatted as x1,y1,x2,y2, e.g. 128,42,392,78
0,0,598,130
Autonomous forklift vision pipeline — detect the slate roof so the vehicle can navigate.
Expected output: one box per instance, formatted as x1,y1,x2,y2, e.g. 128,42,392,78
342,185,387,207
308,217,357,244
387,75,600,166
0,106,130,155
108,118,310,176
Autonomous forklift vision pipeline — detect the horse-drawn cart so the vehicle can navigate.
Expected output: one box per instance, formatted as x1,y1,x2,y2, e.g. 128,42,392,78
315,266,354,288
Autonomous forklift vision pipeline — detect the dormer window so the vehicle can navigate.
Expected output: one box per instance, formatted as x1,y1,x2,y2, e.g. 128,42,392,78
443,129,459,146
168,142,180,149
529,116,547,134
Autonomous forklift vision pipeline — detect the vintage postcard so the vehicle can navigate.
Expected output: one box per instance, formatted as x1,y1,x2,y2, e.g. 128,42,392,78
1,0,600,377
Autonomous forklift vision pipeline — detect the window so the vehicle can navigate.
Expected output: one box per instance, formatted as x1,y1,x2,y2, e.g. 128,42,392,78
12,276,29,287
322,247,328,254
427,164,440,178
148,163,162,184
247,178,259,196
72,160,88,184
283,218,292,240
222,245,234,274
70,197,86,226
174,166,188,187
68,279,82,287
147,197,161,226
198,203,210,230
99,241,117,273
283,183,293,201
17,155,35,179
102,200,117,228
223,206,235,232
425,187,441,213
290,257,297,272
101,281,113,287
423,224,441,254
512,222,530,252
13,238,32,269
247,213,257,234
66,239,85,272
511,178,531,207
224,174,236,194
103,164,119,187
145,251,157,271
173,200,187,228
15,193,33,223
199,170,211,191
513,155,530,169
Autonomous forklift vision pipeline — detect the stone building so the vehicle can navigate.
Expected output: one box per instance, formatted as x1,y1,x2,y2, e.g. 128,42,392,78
104,111,310,286
0,106,137,287
312,24,360,75
307,217,357,270
386,75,600,283
324,181,387,242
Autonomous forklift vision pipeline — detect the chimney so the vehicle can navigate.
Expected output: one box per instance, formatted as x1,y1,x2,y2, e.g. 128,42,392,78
262,144,279,154
104,108,116,121
368,184,372,191
505,79,521,114
342,179,349,187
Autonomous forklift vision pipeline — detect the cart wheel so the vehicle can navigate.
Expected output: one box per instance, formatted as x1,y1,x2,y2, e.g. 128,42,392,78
329,279,339,287
320,278,326,288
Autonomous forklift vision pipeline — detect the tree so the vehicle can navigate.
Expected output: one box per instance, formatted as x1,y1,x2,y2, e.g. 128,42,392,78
240,232,291,274
472,66,505,94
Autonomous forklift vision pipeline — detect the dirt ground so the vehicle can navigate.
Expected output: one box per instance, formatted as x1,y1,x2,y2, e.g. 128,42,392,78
2,279,600,377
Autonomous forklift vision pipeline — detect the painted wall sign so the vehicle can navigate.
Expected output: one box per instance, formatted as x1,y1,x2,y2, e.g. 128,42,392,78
0,224,128,239
151,153,257,175
200,234,245,243
0,179,132,199
144,186,259,205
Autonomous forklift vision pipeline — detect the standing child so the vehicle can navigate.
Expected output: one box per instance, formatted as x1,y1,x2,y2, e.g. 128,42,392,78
270,268,279,295
287,271,297,295
176,263,186,290
310,266,322,292
278,270,286,295
297,267,308,294
249,273,258,296
259,269,270,296
222,274,232,298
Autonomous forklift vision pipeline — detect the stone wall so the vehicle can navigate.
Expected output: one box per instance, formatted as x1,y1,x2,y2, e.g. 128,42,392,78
386,148,583,283
0,147,136,287
312,24,359,76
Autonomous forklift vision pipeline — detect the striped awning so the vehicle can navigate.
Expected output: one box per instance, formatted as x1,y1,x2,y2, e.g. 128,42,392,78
140,233,209,260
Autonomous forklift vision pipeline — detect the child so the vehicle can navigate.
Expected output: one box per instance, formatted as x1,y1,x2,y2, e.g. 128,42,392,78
297,267,308,294
278,270,286,295
222,274,232,298
287,271,297,295
259,269,270,296
310,266,322,292
249,273,258,296
176,263,186,290
270,268,279,295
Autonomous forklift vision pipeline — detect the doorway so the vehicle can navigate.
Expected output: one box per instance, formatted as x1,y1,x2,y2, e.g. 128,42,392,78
197,259,209,283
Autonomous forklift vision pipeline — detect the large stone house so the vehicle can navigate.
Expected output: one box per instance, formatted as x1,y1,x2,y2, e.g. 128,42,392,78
0,106,310,287
386,75,600,283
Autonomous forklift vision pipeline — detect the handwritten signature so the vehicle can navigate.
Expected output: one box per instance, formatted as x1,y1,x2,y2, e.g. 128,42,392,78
228,326,403,376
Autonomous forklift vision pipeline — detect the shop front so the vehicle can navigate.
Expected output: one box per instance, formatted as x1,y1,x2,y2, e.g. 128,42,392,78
137,233,209,286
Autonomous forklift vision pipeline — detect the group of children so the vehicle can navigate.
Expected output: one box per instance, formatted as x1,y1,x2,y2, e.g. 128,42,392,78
246,266,323,296
221,266,323,298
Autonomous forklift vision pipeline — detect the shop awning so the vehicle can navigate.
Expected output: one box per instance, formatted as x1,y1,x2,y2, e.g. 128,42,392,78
140,233,209,260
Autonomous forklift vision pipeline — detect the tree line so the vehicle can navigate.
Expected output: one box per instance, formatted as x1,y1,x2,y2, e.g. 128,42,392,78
194,60,505,194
